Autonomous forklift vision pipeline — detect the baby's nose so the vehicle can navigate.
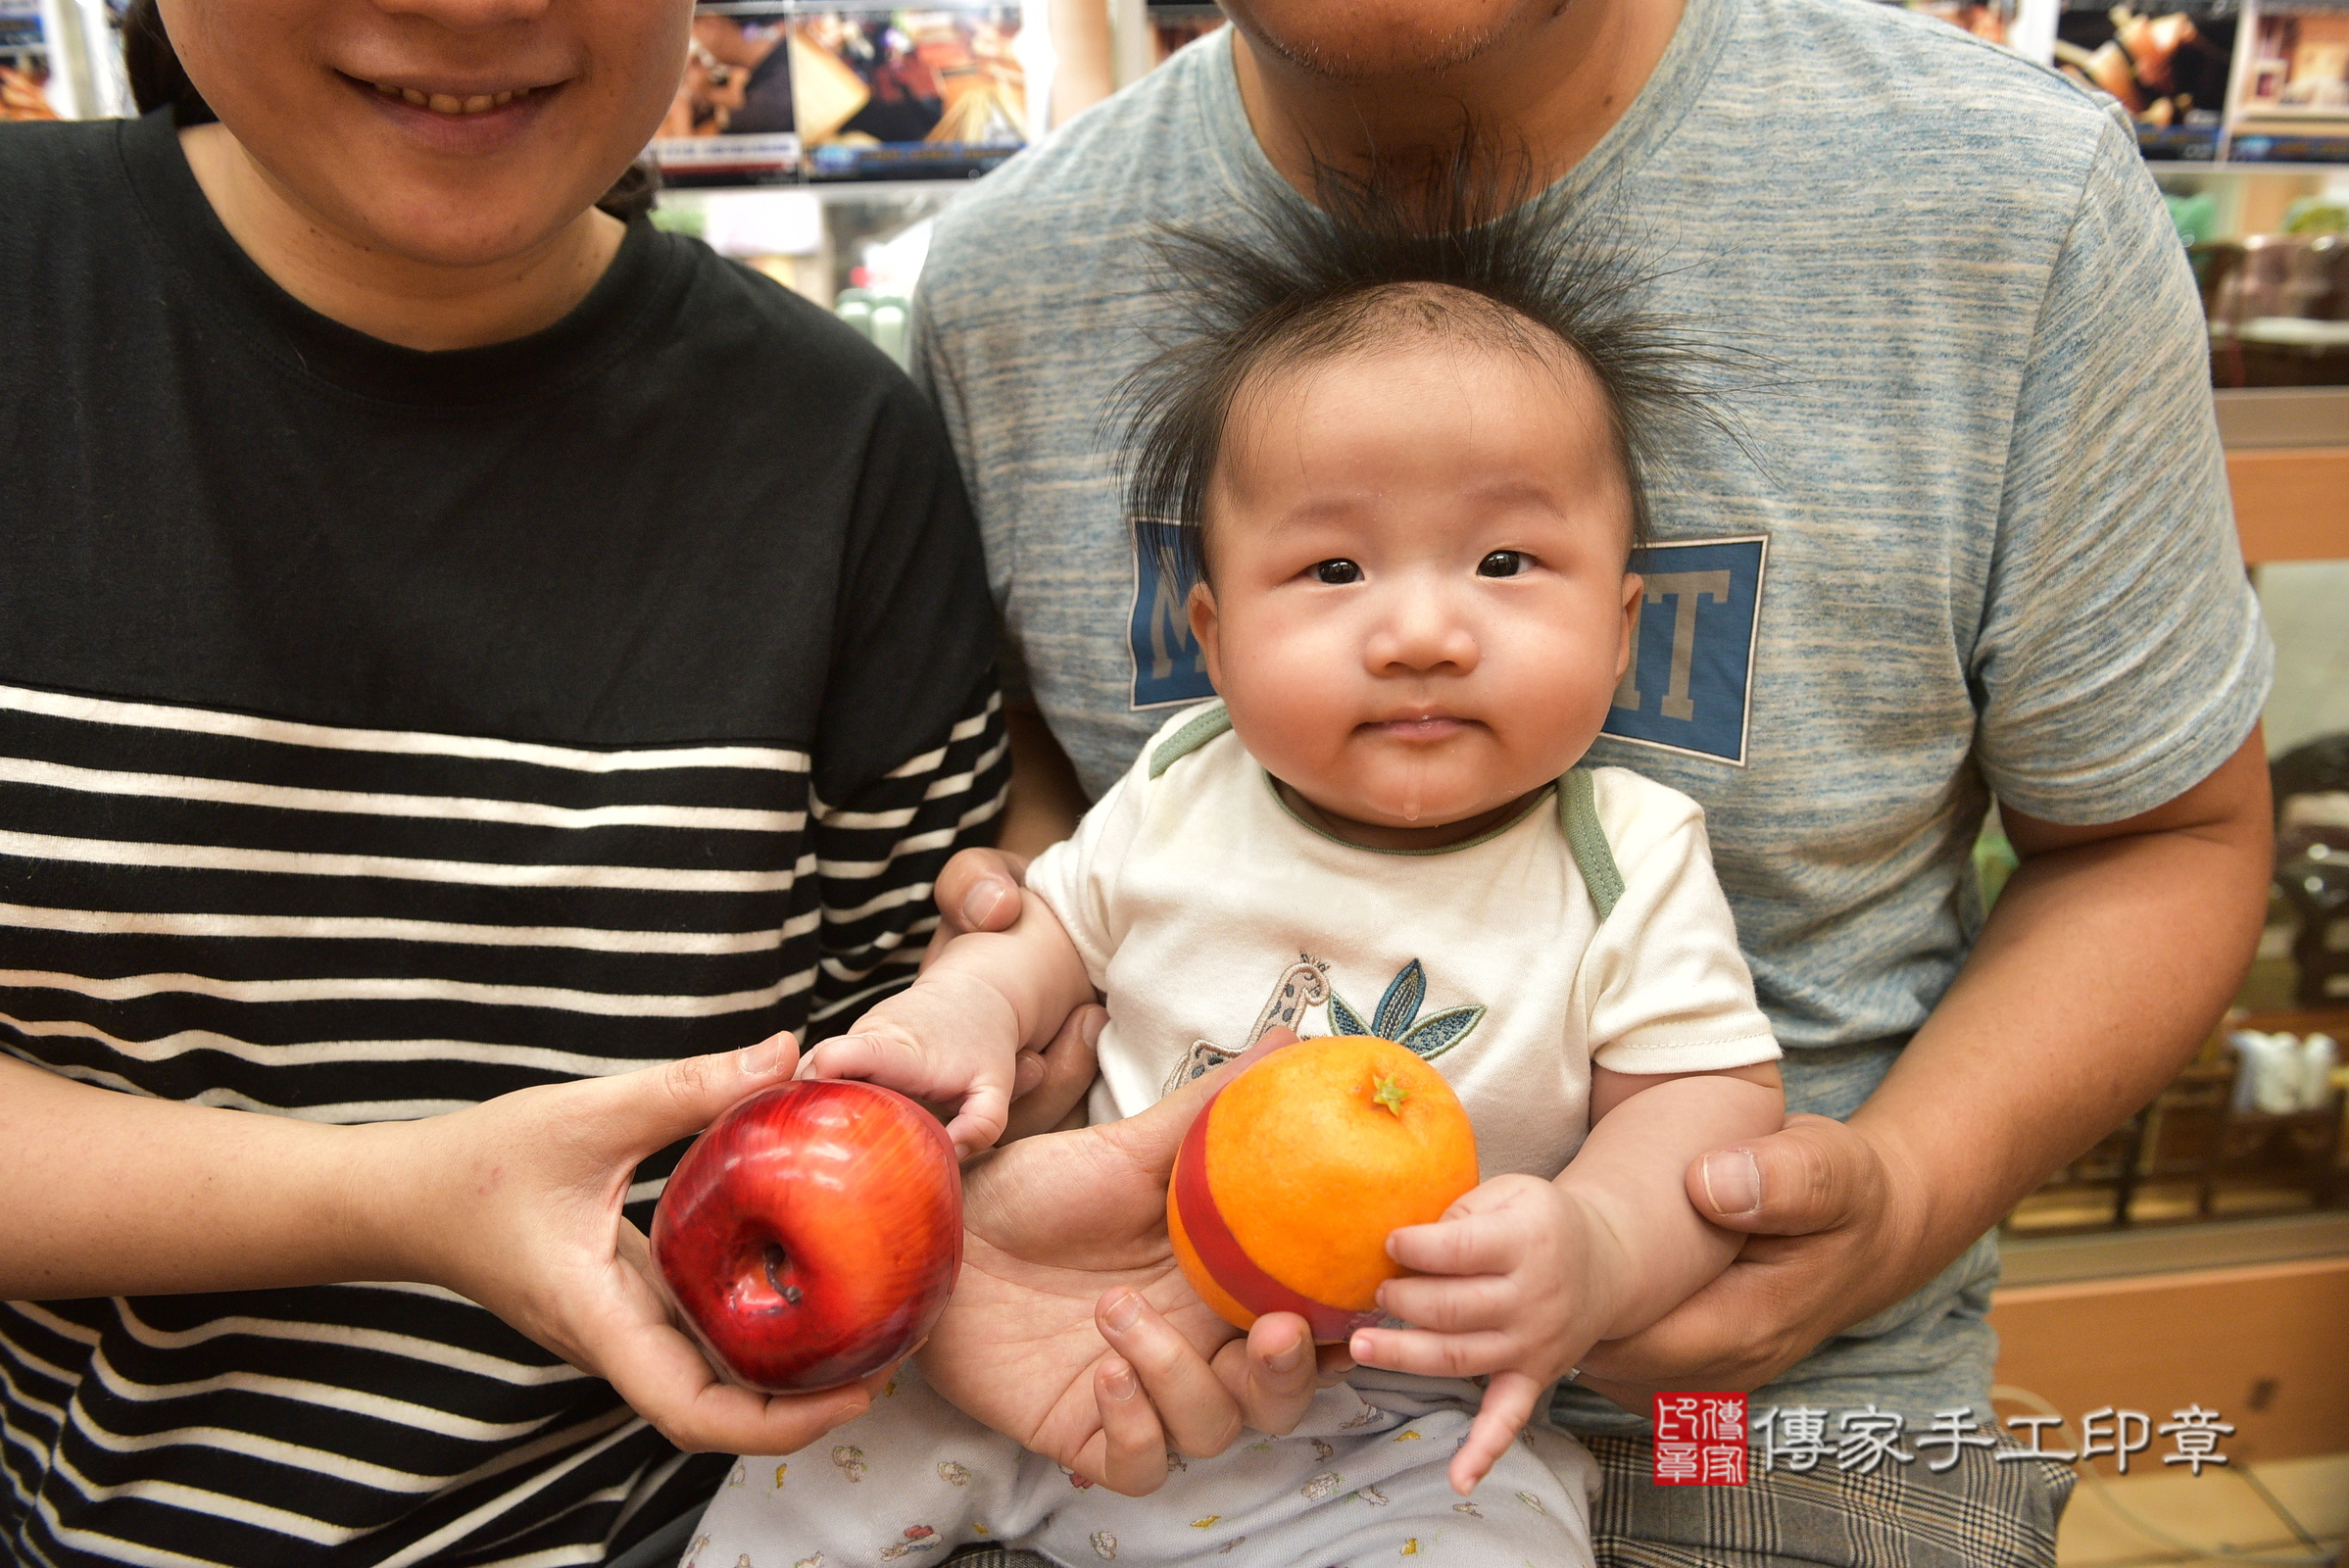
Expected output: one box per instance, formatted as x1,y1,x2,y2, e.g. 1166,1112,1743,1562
1366,590,1481,673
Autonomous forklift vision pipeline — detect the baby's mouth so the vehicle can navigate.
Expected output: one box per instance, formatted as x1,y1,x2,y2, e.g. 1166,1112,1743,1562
1364,714,1470,742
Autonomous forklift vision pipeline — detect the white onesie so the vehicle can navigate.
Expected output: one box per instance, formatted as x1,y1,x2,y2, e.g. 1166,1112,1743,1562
686,702,1780,1568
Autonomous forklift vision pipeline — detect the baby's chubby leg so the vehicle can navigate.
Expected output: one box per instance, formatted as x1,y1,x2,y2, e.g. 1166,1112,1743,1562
1024,1374,1597,1567
681,1361,1037,1567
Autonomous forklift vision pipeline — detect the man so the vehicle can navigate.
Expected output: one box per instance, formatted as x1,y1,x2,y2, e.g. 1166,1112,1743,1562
911,0,2273,1561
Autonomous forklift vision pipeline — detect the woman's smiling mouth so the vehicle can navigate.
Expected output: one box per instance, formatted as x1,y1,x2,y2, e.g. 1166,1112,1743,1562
354,76,549,116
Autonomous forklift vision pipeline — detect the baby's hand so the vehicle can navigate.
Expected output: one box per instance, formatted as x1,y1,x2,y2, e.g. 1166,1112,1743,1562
1346,1175,1622,1494
797,967,1027,1157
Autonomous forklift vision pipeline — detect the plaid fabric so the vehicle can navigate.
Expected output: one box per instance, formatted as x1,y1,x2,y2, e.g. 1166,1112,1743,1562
1585,1435,2076,1568
938,1435,2074,1568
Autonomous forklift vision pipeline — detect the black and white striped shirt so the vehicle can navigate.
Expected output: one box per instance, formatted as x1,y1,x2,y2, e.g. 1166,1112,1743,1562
2,111,1005,1565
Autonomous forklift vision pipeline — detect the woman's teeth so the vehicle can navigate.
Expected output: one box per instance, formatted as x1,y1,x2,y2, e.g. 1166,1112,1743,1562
371,81,533,115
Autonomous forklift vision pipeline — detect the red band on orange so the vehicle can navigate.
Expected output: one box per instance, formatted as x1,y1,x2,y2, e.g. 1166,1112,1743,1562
1171,1090,1382,1345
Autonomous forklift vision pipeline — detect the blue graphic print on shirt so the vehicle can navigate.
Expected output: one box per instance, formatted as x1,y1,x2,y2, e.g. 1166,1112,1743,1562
1604,535,1769,766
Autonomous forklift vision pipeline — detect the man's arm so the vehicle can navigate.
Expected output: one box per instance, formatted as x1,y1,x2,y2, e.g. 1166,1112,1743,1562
1579,726,2272,1397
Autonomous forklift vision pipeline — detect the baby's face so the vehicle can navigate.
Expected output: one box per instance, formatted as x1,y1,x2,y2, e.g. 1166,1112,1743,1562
1188,334,1641,848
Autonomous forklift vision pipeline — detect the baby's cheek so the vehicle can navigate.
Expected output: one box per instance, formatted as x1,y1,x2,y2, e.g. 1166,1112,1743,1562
1219,634,1355,762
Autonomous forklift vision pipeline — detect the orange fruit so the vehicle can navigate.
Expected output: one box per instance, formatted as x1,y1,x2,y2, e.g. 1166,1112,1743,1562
1168,1036,1480,1343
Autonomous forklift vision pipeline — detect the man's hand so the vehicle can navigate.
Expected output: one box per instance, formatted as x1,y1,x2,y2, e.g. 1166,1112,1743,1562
378,1034,886,1456
1354,1174,1617,1493
1572,1114,1909,1405
919,1029,1351,1494
926,846,1028,963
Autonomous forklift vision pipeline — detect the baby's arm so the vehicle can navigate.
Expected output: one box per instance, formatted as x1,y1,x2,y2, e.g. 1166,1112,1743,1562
799,898,1097,1156
1354,1058,1784,1494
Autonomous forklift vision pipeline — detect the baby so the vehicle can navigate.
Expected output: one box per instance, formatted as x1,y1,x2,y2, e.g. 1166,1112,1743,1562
687,164,1784,1568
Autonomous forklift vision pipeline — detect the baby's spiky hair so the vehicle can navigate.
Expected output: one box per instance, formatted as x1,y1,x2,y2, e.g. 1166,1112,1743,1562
1117,140,1743,581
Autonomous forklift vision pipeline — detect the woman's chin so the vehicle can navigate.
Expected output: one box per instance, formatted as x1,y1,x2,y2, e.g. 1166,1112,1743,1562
354,184,609,270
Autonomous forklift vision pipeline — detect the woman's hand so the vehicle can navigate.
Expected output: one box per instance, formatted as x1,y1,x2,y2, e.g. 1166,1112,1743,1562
366,1035,886,1456
918,1030,1350,1494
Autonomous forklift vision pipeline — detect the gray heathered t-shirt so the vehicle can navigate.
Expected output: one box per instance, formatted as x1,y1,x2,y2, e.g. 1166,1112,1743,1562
909,0,2272,1433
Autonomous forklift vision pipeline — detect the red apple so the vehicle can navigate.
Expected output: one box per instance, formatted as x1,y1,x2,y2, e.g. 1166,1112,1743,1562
652,1079,962,1394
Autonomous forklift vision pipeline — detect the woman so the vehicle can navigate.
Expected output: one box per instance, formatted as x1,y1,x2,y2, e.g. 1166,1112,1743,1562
0,0,1008,1560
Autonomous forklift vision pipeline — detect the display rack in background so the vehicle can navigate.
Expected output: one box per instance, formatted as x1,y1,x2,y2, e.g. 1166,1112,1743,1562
648,2,1042,192
2007,716,2349,1234
0,0,52,121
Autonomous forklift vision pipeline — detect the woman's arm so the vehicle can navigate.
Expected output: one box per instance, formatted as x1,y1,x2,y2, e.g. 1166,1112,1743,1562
2,1053,381,1299
1575,727,2272,1398
0,1040,882,1453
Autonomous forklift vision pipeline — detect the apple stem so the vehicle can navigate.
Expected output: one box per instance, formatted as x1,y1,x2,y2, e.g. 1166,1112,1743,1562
763,1243,803,1306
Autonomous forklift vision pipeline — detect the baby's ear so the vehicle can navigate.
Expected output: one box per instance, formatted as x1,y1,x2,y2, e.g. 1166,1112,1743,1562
1614,572,1643,681
1187,581,1224,691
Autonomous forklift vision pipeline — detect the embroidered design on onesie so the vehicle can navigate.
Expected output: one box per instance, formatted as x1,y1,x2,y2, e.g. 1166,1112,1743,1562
1515,1491,1548,1515
1161,956,1329,1095
1166,1449,1187,1472
792,1556,823,1568
1300,1472,1344,1500
1356,1484,1391,1505
1312,1439,1335,1461
772,1462,788,1487
937,1461,971,1487
726,1461,745,1487
1325,959,1485,1061
684,1533,710,1566
1192,1517,1220,1529
1090,1532,1119,1560
830,1446,867,1482
1452,1502,1481,1517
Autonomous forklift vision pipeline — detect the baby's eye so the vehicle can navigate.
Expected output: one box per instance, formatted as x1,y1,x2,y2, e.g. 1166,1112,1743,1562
1477,550,1529,578
1314,560,1363,585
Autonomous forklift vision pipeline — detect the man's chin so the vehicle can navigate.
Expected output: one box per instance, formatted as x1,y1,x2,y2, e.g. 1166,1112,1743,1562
1225,1,1526,81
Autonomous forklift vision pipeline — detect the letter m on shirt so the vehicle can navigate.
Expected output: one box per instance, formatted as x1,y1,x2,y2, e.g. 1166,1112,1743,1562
1128,518,1214,709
